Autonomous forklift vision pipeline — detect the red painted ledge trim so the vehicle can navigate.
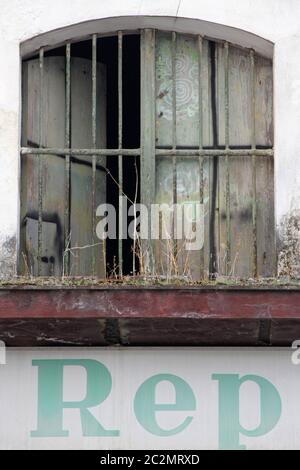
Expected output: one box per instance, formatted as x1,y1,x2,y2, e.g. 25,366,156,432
0,287,298,320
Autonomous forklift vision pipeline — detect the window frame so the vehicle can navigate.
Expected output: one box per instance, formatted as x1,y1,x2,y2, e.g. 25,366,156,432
20,28,274,279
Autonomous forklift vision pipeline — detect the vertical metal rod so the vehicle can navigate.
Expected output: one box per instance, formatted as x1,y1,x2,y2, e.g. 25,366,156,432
172,32,177,268
118,31,123,277
64,43,71,276
224,41,231,276
92,34,97,276
37,47,44,276
250,49,258,278
198,35,204,279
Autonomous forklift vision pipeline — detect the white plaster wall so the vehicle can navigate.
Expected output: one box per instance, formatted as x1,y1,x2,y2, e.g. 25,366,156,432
1,0,300,277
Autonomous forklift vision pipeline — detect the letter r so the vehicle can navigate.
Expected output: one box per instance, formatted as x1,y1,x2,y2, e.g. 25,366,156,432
31,359,119,437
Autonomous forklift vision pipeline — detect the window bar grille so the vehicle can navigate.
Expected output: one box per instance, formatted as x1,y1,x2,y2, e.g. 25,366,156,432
224,41,231,276
250,49,258,278
19,31,274,280
118,31,123,277
198,35,204,279
38,47,44,276
92,33,97,276
172,32,178,270
64,43,71,276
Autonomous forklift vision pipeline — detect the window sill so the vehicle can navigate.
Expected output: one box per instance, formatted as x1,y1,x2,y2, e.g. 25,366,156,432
0,279,299,347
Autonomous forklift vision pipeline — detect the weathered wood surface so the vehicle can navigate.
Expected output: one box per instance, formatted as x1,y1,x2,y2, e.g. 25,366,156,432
21,33,274,281
154,33,274,280
21,57,107,277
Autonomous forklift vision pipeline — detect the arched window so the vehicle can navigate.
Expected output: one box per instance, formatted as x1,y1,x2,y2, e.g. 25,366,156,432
20,29,274,280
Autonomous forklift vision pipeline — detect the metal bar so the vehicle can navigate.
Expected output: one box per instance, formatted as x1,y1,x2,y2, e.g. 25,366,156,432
21,147,273,157
172,32,177,266
198,35,204,279
172,31,177,152
224,43,230,150
140,29,156,274
250,49,258,278
224,41,231,276
118,31,123,277
156,144,273,150
37,47,44,276
21,148,141,156
64,43,71,276
155,149,273,157
92,33,97,276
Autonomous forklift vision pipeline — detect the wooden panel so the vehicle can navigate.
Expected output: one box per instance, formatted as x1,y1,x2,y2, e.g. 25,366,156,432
228,46,252,147
141,29,156,273
176,158,201,278
155,33,212,148
155,157,173,276
221,156,253,278
255,56,273,147
70,59,107,277
216,43,226,147
175,34,199,147
202,40,213,148
21,57,66,276
155,156,211,278
155,34,213,279
21,57,107,277
155,31,173,148
256,155,275,276
177,157,214,279
218,154,275,278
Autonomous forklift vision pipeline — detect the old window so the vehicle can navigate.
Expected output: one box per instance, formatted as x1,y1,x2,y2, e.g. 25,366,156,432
20,29,274,280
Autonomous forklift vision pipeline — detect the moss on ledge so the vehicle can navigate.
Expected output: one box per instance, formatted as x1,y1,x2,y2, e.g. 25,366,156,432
0,275,299,289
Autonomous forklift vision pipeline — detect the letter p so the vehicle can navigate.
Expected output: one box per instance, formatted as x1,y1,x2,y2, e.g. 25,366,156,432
212,374,282,450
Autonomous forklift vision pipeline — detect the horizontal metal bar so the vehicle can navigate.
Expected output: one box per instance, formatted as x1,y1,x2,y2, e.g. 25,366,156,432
156,145,273,150
21,147,273,158
21,147,274,158
155,149,274,157
21,147,141,156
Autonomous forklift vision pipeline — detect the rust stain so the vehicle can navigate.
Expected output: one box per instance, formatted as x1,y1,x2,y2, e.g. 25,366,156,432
157,89,169,100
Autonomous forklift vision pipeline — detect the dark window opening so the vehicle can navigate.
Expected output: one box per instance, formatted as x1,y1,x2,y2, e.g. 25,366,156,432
100,35,141,276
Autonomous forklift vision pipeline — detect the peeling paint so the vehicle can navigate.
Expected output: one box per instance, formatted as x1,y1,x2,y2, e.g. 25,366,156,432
0,236,16,278
278,210,300,278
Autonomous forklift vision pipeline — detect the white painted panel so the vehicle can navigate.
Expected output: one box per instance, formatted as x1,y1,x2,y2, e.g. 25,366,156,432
0,348,298,449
